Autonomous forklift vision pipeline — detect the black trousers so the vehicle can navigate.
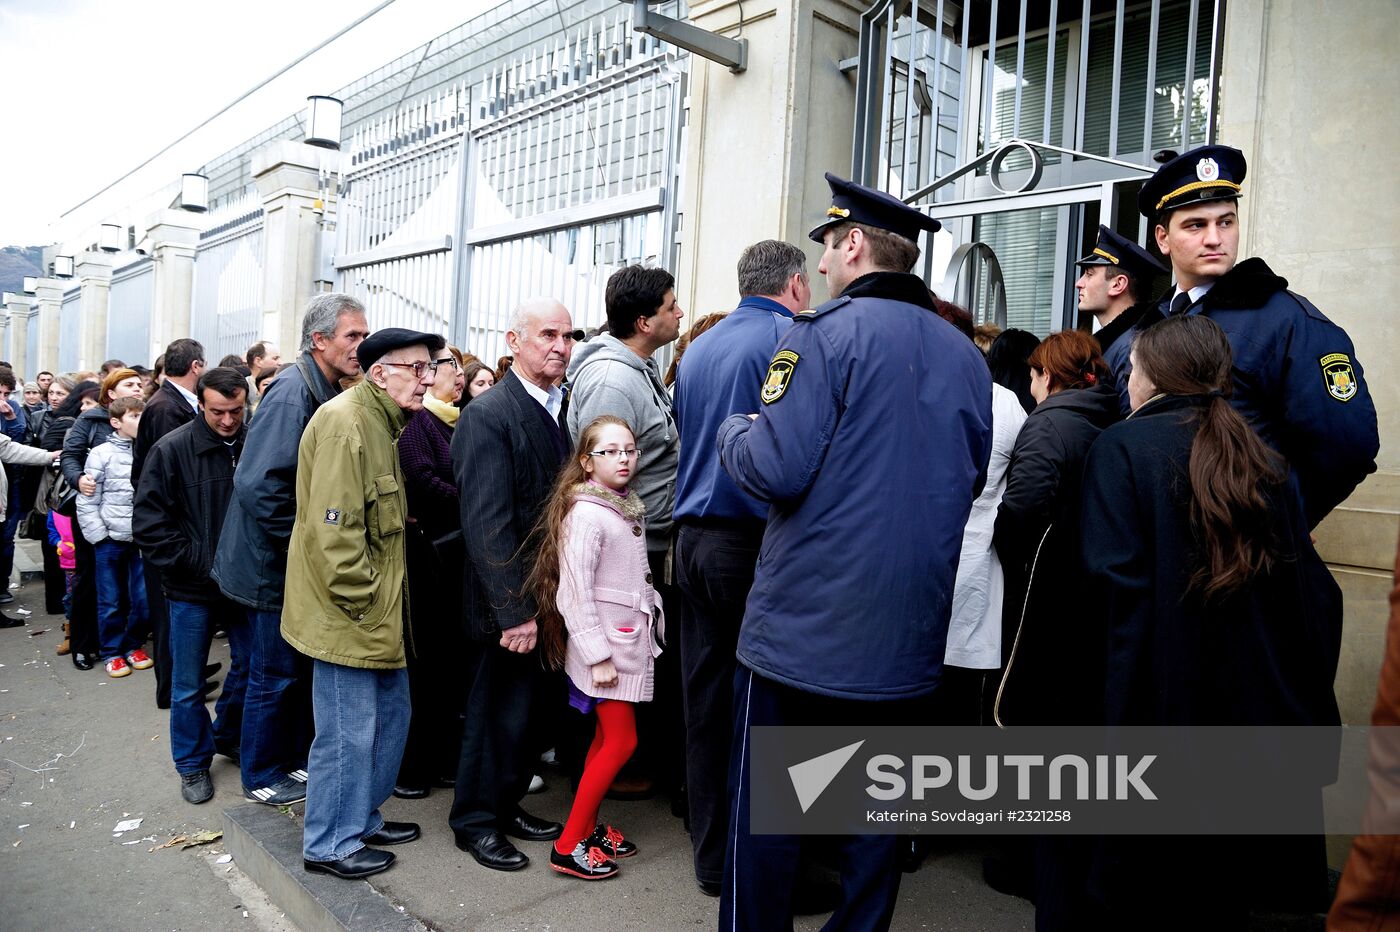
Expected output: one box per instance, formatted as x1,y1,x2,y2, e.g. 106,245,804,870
635,547,684,797
674,520,763,886
721,669,934,932
69,520,98,658
398,529,465,789
145,560,172,709
449,637,560,841
41,532,65,616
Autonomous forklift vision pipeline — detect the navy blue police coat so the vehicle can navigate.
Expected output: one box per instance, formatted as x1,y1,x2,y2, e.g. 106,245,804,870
1109,258,1378,527
717,272,993,700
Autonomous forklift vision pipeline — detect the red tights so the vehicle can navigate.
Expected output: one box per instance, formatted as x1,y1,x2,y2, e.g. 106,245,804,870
555,700,638,854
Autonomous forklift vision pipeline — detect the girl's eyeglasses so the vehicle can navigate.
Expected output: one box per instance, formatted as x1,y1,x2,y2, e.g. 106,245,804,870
587,448,642,461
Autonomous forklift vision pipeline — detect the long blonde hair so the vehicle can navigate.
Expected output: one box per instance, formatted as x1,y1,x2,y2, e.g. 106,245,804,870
524,415,636,670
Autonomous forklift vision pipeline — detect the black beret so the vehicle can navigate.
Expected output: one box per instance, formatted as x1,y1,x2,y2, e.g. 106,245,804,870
356,327,447,370
808,172,942,244
1075,225,1168,280
1138,145,1246,220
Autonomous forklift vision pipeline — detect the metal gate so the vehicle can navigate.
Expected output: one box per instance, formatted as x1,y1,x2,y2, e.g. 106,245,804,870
333,84,470,336
58,288,82,372
454,16,687,362
853,0,1224,333
108,258,154,365
193,192,266,363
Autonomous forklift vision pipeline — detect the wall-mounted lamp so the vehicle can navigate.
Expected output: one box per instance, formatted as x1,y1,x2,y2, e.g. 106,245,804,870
53,255,75,278
1,293,15,305
99,223,124,253
180,173,209,212
305,95,344,150
22,277,38,294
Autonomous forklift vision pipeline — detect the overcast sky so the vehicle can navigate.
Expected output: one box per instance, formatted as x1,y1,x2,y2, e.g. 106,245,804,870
0,0,495,248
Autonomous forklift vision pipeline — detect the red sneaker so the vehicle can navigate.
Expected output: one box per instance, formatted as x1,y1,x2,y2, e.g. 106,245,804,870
126,649,153,670
106,656,131,678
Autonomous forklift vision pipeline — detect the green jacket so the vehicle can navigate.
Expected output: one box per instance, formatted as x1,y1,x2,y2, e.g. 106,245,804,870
281,379,412,670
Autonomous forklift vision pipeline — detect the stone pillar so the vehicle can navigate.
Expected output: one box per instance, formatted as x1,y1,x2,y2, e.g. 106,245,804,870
144,210,203,359
75,254,112,375
676,0,866,315
34,276,70,373
254,140,339,353
5,295,31,378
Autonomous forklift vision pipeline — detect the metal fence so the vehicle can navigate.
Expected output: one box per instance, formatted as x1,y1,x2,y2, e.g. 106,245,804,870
333,83,470,335
456,15,686,361
193,192,266,363
58,288,82,372
25,309,38,376
108,258,154,365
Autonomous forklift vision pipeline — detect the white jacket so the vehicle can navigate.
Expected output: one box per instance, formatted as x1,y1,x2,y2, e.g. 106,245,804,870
76,435,137,543
944,383,1027,670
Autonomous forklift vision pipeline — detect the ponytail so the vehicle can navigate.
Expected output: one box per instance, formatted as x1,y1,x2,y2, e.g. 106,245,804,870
1132,315,1286,600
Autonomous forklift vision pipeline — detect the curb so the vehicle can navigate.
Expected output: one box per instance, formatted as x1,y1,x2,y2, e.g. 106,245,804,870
223,804,426,932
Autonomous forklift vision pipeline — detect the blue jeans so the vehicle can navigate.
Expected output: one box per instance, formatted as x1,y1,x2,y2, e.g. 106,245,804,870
93,539,149,662
303,660,410,862
239,608,313,789
169,598,250,775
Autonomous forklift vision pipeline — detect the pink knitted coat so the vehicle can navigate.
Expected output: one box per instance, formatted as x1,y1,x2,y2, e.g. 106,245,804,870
556,483,664,703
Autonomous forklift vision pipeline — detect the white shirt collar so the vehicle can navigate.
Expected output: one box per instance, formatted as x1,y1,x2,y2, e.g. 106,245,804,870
1172,281,1216,305
517,374,563,419
171,379,199,412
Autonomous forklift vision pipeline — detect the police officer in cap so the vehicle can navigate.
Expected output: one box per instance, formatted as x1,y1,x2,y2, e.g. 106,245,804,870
715,174,993,931
1073,224,1168,412
1115,145,1378,526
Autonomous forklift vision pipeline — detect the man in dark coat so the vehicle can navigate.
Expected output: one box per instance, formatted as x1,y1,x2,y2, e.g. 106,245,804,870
716,174,993,931
1071,224,1167,412
211,294,370,807
449,297,573,872
133,366,249,806
132,337,205,709
1117,145,1379,527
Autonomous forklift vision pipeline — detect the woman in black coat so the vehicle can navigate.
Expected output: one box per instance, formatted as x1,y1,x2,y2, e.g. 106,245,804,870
993,329,1120,725
393,350,466,796
59,371,144,670
40,383,99,657
1079,315,1339,926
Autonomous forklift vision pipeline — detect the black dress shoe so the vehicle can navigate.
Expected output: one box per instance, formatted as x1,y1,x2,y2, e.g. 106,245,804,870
304,847,396,879
456,831,529,871
204,662,222,679
697,878,721,897
434,775,457,789
72,652,95,671
0,611,23,628
0,591,15,605
364,821,420,846
392,784,429,800
502,810,563,842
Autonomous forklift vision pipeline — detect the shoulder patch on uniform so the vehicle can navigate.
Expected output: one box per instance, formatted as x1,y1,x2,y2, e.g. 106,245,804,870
324,508,341,525
1320,353,1358,402
796,295,852,321
760,350,800,405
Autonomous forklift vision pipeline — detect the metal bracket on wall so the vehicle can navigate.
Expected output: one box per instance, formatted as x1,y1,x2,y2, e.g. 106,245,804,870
627,0,747,74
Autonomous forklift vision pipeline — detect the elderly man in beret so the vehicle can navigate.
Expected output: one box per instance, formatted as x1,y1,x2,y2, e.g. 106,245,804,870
281,327,443,880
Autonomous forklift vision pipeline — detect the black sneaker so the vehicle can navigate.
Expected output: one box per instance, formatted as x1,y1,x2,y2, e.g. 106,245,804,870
587,823,637,859
180,770,214,804
245,775,307,806
549,842,619,880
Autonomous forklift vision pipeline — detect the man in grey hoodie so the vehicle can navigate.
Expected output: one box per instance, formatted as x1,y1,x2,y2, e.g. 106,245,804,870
565,264,683,797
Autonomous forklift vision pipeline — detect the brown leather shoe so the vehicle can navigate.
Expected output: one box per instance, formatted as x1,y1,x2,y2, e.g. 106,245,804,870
56,637,70,656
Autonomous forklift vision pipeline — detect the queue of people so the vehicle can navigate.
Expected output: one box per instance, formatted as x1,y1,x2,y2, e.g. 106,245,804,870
0,143,1387,930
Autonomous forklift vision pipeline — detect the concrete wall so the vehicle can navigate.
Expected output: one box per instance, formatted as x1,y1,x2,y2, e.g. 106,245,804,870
1219,0,1400,732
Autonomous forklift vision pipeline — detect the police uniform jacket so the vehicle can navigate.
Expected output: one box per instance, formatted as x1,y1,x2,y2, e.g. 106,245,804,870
1110,258,1378,527
673,295,794,523
1094,301,1154,413
717,272,993,700
1080,393,1341,726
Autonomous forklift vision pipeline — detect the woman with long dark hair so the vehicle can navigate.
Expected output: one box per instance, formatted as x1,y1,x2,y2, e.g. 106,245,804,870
986,328,1042,414
1079,314,1341,926
59,370,144,670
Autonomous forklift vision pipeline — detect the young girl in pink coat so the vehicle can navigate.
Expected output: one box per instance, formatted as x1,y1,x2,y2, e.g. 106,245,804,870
528,414,664,880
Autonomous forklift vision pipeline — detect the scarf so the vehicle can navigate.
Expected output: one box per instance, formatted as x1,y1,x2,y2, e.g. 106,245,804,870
573,481,647,522
423,393,460,426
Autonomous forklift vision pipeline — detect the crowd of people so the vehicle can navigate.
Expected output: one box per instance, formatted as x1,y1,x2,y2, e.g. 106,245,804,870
1,143,1391,930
